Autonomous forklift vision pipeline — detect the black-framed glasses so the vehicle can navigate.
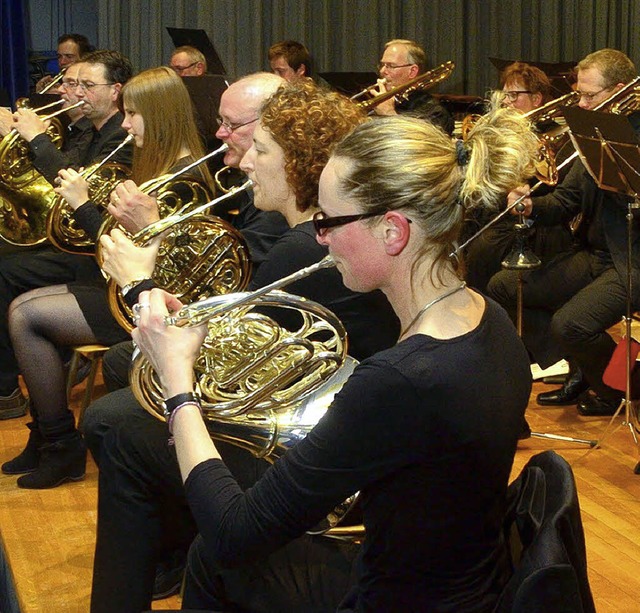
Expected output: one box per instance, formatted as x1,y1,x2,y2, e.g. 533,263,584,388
170,61,198,74
503,90,532,101
378,62,413,71
313,210,386,236
215,116,258,133
76,81,114,92
576,86,611,101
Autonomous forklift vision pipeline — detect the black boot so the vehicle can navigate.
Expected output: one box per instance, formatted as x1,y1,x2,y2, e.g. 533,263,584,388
1,421,44,475
17,431,87,489
537,367,589,406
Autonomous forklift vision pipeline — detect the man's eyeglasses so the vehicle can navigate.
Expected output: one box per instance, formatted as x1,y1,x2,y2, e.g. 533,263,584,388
576,86,611,102
76,81,114,92
215,116,258,133
313,210,392,236
378,62,413,71
61,80,78,89
170,61,198,74
503,90,532,101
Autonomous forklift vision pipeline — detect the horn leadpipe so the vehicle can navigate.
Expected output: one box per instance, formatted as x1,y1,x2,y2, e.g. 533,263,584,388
165,255,336,327
84,133,134,180
38,69,66,95
146,144,229,194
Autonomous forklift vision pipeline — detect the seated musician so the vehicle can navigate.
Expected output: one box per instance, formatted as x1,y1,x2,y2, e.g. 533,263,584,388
0,50,134,421
35,33,93,93
487,48,640,416
0,66,215,489
89,79,401,612
463,61,574,293
169,45,207,77
90,86,536,612
268,40,311,82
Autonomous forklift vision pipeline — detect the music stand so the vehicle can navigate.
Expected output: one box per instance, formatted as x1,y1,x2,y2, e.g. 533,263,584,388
564,105,640,472
166,27,227,76
489,57,576,96
319,72,378,97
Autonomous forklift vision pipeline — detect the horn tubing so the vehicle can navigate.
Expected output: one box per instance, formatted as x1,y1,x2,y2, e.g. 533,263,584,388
132,179,253,245
84,133,134,180
349,78,386,101
165,255,336,327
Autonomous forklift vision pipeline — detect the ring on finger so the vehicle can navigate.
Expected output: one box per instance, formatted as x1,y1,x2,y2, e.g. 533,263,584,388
132,302,150,315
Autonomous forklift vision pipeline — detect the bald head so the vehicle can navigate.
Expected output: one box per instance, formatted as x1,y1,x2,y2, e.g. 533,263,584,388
216,72,285,167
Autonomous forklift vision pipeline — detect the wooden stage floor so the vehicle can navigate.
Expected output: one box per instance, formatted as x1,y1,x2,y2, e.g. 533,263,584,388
1,375,640,612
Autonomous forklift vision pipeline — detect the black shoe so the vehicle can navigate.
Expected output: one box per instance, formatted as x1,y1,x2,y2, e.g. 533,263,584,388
16,432,87,489
577,394,622,417
1,421,44,475
0,388,28,420
537,367,589,406
152,550,186,600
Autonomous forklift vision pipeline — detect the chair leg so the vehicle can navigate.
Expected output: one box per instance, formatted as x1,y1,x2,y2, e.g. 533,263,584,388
78,359,100,426
66,351,81,401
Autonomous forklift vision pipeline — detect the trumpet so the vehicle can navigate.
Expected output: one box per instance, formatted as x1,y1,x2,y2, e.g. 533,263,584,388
46,133,134,254
100,179,253,331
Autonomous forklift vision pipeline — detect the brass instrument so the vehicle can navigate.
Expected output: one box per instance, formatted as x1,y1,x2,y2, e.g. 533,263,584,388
523,90,581,185
357,61,455,113
454,76,640,257
130,255,362,533
99,179,253,332
95,143,228,240
349,77,387,101
0,100,84,246
46,134,134,254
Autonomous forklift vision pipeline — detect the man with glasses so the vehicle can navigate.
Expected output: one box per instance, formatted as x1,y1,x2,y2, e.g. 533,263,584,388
0,50,133,419
170,46,207,77
371,39,426,115
487,48,640,417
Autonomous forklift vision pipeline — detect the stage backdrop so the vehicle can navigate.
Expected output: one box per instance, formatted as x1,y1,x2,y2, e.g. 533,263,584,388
26,0,640,97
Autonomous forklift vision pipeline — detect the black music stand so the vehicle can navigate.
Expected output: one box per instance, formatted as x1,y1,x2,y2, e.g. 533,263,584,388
564,106,640,472
489,57,576,96
319,72,378,97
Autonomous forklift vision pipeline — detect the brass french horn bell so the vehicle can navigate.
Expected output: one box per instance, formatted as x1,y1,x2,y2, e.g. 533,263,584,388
130,255,363,535
0,100,83,247
100,177,252,332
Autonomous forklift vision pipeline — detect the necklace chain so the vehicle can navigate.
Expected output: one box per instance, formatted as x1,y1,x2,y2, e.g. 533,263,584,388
399,282,467,339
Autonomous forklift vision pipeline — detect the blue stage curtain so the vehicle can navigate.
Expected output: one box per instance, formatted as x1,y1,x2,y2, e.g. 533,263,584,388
0,0,30,105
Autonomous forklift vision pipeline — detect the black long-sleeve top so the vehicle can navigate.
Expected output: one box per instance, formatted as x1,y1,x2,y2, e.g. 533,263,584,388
28,111,133,185
185,298,531,612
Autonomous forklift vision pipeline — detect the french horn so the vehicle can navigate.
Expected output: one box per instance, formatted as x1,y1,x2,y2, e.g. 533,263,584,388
46,134,134,254
130,255,363,534
0,100,83,246
99,178,253,332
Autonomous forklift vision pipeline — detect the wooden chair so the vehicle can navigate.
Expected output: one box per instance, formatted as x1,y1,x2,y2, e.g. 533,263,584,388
66,344,109,424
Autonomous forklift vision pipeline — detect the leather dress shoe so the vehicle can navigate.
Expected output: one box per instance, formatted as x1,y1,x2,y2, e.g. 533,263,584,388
537,368,589,406
577,394,621,417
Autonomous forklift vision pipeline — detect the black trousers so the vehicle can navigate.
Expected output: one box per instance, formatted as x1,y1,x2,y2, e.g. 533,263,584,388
0,246,100,393
487,250,626,400
91,406,359,613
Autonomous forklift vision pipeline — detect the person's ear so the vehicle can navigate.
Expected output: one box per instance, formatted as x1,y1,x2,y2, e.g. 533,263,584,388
382,211,411,256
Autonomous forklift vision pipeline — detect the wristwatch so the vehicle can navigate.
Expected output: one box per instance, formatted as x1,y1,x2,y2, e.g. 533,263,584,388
162,392,200,421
